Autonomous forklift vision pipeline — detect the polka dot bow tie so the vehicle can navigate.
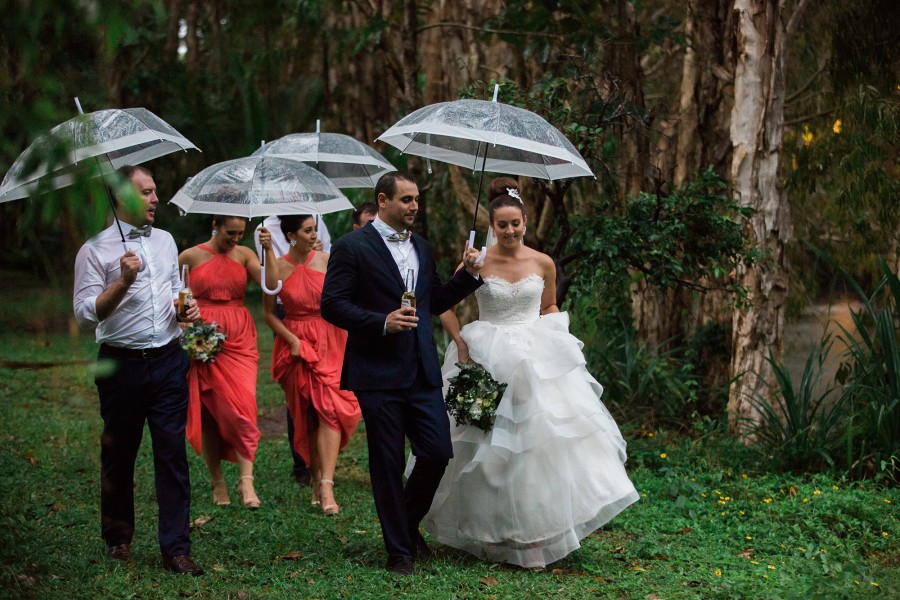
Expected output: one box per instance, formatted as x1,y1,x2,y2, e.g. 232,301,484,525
386,231,411,242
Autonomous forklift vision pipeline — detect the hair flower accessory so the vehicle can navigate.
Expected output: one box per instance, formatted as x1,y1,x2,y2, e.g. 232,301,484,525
506,188,523,204
444,363,507,432
179,321,226,362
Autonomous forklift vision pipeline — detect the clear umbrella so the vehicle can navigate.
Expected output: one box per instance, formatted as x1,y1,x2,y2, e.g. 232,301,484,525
170,156,353,218
377,85,594,254
377,85,593,182
252,120,394,188
169,156,354,294
0,99,200,249
1,102,199,203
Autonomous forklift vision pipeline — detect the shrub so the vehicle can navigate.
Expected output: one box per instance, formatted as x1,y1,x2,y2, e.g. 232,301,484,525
834,260,900,482
746,334,848,473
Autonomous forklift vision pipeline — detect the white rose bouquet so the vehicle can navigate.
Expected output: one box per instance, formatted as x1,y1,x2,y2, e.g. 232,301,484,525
179,321,226,363
444,363,507,432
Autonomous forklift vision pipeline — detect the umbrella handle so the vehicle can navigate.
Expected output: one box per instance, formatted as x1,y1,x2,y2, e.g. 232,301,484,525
254,225,283,296
468,230,487,265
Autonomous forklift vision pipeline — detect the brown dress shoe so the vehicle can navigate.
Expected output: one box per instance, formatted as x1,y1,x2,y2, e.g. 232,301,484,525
107,544,132,561
162,555,204,575
386,557,415,576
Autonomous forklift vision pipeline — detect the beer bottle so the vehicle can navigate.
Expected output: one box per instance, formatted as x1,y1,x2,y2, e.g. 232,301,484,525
401,269,416,309
178,264,193,320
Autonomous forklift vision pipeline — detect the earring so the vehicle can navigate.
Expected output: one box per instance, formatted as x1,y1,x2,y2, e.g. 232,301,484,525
212,229,218,236
523,226,527,236
289,239,297,247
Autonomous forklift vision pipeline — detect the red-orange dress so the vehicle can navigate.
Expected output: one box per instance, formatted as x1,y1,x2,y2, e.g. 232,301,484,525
186,244,261,462
271,252,360,463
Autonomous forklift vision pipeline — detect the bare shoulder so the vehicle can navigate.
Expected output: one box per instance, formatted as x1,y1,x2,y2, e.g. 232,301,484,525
236,245,259,260
178,245,204,266
313,251,330,270
532,249,556,275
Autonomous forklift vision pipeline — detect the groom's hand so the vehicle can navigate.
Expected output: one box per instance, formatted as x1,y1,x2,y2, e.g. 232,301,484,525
385,306,418,334
462,245,483,277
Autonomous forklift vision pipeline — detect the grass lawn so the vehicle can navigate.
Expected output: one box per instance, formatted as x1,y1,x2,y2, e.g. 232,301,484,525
0,272,897,598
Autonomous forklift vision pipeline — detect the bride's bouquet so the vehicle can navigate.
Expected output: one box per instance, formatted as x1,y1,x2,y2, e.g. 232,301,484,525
444,363,507,432
179,321,226,363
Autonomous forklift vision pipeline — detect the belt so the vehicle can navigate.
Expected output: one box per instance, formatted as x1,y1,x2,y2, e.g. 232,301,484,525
100,339,180,360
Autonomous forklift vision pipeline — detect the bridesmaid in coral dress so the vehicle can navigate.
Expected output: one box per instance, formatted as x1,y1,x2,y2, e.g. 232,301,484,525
178,216,279,509
264,214,360,515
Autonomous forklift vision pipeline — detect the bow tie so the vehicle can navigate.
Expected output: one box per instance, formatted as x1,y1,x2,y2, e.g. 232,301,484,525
127,225,152,239
386,230,411,242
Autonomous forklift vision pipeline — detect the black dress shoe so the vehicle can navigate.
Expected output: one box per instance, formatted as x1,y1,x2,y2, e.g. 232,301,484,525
162,555,204,575
410,530,433,561
385,557,415,576
107,544,132,561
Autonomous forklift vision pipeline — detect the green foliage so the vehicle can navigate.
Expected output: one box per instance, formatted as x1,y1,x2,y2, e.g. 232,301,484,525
787,86,900,303
833,260,900,482
568,169,758,303
570,295,700,431
748,260,900,482
746,336,848,473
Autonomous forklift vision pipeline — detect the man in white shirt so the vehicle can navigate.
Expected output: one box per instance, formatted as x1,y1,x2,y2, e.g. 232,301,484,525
73,165,203,575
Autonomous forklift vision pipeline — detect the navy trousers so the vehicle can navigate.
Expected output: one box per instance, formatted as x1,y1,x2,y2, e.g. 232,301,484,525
95,342,192,558
355,367,453,562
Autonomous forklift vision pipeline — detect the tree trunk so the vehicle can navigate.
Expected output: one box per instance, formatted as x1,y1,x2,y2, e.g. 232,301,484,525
675,0,735,186
727,0,808,436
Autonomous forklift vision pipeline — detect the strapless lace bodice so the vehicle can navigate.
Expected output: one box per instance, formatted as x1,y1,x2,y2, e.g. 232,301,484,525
476,274,544,326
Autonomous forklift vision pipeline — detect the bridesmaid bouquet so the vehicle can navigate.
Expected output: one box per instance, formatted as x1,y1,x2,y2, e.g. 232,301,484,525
179,321,226,363
444,363,507,432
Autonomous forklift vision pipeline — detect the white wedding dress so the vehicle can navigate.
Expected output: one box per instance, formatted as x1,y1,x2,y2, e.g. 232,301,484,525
421,274,640,568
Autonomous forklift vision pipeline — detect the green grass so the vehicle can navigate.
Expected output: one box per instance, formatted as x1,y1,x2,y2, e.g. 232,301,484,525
0,273,898,598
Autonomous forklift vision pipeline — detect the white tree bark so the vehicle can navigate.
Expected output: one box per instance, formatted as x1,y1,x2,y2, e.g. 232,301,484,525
727,0,808,436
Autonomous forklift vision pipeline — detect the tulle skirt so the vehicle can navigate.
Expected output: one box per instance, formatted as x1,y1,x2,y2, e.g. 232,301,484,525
420,312,640,568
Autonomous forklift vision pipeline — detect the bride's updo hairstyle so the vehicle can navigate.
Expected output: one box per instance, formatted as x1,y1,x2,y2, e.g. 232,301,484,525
280,214,314,238
488,176,518,202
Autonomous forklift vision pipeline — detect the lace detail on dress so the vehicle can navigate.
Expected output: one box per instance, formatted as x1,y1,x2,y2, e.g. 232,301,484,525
476,274,544,349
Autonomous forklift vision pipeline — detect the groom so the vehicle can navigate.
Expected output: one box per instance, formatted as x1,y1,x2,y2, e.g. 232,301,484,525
321,171,483,576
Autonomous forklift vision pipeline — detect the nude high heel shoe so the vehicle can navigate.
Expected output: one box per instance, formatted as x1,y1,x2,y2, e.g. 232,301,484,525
237,475,260,509
319,479,340,516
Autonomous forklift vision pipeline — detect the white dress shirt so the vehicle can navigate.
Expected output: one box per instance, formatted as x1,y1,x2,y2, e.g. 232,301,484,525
73,222,182,349
371,216,419,284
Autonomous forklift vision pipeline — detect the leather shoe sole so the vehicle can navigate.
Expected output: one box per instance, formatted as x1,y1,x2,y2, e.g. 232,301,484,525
162,555,204,575
386,558,415,576
107,544,132,561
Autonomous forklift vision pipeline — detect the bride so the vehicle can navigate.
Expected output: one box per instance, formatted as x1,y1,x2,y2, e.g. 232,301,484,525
419,188,639,569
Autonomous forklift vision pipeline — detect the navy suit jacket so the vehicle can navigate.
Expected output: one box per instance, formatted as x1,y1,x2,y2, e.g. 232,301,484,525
321,224,482,391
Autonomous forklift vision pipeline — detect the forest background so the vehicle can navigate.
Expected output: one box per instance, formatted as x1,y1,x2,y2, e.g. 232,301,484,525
1,0,899,476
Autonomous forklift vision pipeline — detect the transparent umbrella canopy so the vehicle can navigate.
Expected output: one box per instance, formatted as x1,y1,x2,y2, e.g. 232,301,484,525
252,122,394,189
377,88,594,182
377,85,593,253
169,156,354,219
0,106,199,203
